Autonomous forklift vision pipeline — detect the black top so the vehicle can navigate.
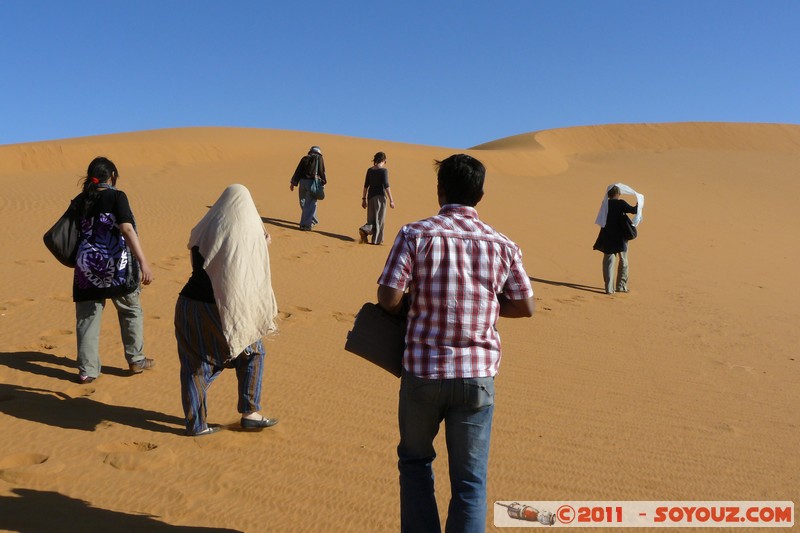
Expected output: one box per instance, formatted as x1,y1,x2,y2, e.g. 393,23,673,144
593,199,638,254
363,167,389,199
78,188,135,226
179,247,215,303
291,153,327,185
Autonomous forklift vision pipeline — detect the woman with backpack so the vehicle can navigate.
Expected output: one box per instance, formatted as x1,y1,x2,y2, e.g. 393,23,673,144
289,145,327,231
73,156,155,384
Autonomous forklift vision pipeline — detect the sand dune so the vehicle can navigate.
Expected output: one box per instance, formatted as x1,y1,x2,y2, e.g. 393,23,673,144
1,123,798,531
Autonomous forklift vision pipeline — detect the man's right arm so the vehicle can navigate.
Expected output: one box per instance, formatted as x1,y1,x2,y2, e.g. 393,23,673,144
498,293,535,318
378,285,405,316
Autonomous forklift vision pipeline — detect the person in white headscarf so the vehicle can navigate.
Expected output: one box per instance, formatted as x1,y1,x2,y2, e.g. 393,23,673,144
593,183,643,294
174,184,279,436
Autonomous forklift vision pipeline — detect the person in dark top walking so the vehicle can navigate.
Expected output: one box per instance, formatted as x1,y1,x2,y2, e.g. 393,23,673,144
175,184,279,436
359,151,395,244
290,145,327,231
593,185,639,294
72,156,154,384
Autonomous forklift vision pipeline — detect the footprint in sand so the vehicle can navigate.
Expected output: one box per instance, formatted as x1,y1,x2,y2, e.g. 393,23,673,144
62,384,97,399
724,363,756,374
277,306,312,324
14,259,46,266
2,298,36,309
157,254,185,270
332,311,355,323
0,452,65,483
39,328,73,350
287,250,310,260
97,442,176,472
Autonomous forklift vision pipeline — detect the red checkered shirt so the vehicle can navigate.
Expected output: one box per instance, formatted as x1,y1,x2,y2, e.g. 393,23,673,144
378,205,533,378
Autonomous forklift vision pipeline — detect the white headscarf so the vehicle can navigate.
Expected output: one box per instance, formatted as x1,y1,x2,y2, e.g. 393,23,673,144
595,182,645,227
188,184,278,357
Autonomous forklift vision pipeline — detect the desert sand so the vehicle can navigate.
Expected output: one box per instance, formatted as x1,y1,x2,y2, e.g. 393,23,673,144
0,123,798,531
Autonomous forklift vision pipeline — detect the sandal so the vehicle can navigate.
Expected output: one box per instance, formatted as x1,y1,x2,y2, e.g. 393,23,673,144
240,416,279,429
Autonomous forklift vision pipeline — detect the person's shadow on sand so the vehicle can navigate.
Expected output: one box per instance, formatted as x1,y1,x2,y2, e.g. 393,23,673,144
0,351,134,383
0,383,184,435
530,277,606,294
0,488,241,532
261,216,356,242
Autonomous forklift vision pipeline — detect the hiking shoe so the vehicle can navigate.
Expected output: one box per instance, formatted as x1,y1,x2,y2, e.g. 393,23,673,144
358,228,369,244
129,358,155,374
77,374,96,384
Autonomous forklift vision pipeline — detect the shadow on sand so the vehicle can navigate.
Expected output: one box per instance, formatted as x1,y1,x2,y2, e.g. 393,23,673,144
261,216,355,242
0,488,241,532
0,382,184,434
530,277,606,294
0,351,131,383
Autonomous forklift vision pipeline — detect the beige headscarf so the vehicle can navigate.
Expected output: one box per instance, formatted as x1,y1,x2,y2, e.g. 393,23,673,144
188,184,278,357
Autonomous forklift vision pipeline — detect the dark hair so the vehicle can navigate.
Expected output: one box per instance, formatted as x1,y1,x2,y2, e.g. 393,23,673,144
81,156,118,193
608,185,620,198
79,156,118,215
435,154,485,206
373,152,386,164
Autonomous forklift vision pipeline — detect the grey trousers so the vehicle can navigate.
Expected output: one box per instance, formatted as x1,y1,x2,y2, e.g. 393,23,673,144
366,195,387,244
602,251,628,293
76,289,146,378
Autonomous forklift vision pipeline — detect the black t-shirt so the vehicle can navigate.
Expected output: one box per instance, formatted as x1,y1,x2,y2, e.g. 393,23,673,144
78,188,135,226
363,167,389,198
179,247,215,303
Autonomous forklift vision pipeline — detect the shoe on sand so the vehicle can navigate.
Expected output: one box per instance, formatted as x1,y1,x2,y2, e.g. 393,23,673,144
240,416,279,429
129,358,155,374
187,425,222,437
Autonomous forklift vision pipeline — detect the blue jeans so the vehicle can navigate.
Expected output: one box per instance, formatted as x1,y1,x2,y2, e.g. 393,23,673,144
398,372,495,533
298,178,319,228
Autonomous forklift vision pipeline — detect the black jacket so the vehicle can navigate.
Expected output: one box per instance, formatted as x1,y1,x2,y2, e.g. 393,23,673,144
593,199,638,254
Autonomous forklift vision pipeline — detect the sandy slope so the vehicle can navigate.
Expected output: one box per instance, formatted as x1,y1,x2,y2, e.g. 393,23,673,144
0,123,798,532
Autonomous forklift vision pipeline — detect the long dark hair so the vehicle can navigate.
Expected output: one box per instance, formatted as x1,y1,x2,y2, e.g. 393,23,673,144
78,156,118,215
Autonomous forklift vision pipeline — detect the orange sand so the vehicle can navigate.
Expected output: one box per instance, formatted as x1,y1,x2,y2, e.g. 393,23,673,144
0,123,798,531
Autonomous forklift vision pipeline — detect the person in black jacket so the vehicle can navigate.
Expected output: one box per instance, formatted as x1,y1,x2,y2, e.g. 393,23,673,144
289,145,327,231
593,185,638,294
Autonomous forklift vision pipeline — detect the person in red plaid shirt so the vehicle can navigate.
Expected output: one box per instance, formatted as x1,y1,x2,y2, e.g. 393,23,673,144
377,154,535,533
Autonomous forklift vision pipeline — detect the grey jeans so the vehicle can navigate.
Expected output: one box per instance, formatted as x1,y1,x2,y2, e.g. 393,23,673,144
603,251,628,293
76,289,146,378
366,195,387,244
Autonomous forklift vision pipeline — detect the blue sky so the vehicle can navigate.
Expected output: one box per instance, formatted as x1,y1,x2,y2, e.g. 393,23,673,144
1,1,798,148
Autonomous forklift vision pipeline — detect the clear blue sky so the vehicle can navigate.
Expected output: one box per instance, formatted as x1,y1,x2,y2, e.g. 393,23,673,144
2,1,798,148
